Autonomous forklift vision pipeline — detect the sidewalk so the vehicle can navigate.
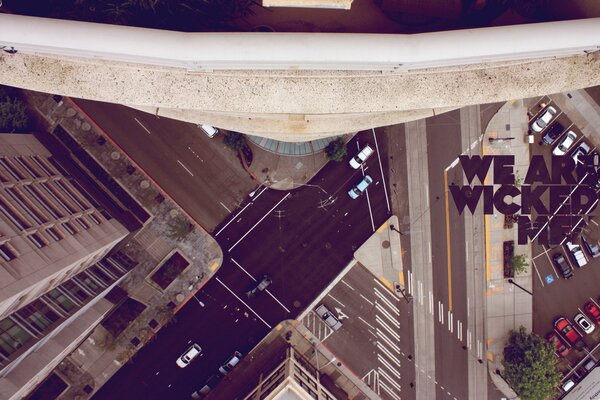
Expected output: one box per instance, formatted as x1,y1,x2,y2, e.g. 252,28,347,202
483,99,532,399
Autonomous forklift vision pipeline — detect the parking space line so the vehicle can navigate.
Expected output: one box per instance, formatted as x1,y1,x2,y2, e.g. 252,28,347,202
327,294,345,308
228,193,291,252
371,128,391,213
531,259,546,287
215,202,252,237
215,277,271,329
341,280,355,291
176,160,194,176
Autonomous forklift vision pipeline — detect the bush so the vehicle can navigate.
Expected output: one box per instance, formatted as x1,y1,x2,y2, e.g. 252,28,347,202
502,326,560,400
511,254,528,275
0,96,29,132
223,131,246,151
324,137,347,162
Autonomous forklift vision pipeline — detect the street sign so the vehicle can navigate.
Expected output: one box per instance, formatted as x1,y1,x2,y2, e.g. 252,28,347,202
545,274,555,285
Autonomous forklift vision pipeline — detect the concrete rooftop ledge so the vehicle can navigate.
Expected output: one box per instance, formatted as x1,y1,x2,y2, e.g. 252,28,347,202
1,51,599,140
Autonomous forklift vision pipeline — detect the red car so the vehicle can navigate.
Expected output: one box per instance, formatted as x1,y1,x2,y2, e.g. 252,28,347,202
584,302,600,324
555,317,584,348
546,332,570,357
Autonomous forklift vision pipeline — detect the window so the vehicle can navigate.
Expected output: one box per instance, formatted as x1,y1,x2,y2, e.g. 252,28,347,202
30,156,56,176
55,180,88,211
89,213,101,225
62,222,77,235
0,318,33,358
14,156,42,178
44,289,76,314
0,158,26,180
16,300,60,332
46,227,63,241
76,218,89,230
73,272,103,293
0,197,31,230
28,233,46,248
24,185,63,219
59,281,90,303
0,244,16,261
41,182,77,214
5,188,47,224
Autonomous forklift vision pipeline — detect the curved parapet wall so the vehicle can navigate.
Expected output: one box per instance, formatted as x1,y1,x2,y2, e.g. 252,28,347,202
0,14,599,71
0,15,600,140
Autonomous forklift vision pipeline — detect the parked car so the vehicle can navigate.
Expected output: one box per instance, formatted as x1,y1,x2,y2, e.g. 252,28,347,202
176,344,202,368
219,351,242,375
582,235,600,258
566,242,588,267
583,358,597,372
546,332,570,358
553,253,573,279
562,378,576,393
191,375,222,399
199,124,218,138
531,105,557,132
315,304,343,331
552,131,577,156
542,122,565,145
349,144,374,169
555,317,584,348
575,313,595,334
246,275,272,298
572,142,591,165
584,301,600,324
348,175,373,199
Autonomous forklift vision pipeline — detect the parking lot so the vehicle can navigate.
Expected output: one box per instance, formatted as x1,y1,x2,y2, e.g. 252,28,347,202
528,95,600,395
301,263,415,400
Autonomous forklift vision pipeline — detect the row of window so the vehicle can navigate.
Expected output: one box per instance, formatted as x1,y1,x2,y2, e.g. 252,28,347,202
0,253,135,365
0,155,56,183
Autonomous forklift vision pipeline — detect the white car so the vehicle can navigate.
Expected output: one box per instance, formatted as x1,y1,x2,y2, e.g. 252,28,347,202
349,144,374,169
562,379,575,392
566,241,588,267
575,313,595,334
199,124,218,138
219,351,242,375
572,142,591,165
315,304,343,331
176,344,202,368
552,131,577,156
531,106,557,133
348,175,373,199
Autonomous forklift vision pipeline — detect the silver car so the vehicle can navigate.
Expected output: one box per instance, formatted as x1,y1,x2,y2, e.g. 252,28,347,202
348,175,373,199
531,106,557,133
315,304,343,331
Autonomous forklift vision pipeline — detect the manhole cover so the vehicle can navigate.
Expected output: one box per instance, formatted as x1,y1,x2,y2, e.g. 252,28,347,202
81,122,91,131
169,209,179,218
382,240,390,249
175,293,185,303
111,151,121,160
324,242,332,249
140,180,150,189
293,300,301,308
66,108,76,117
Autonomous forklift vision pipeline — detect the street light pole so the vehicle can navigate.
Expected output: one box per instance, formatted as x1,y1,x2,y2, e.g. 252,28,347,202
507,279,532,296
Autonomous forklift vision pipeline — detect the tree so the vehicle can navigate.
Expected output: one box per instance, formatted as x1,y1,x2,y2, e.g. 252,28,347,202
324,137,347,162
502,326,560,400
223,131,246,152
0,96,29,132
511,254,528,275
166,215,193,241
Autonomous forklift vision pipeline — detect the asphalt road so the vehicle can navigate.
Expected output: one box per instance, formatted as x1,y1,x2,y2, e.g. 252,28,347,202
72,99,256,232
92,129,392,400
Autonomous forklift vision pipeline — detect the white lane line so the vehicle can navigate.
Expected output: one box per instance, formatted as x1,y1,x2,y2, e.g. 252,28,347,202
377,329,401,353
429,291,434,315
219,202,231,212
377,356,401,379
365,186,375,232
327,294,346,308
359,316,376,330
228,193,291,252
376,303,400,328
371,128,391,212
458,321,463,341
134,117,152,134
251,185,269,202
376,320,400,341
216,277,271,328
373,279,400,302
477,340,482,359
467,329,472,349
379,381,402,400
360,294,374,305
418,281,423,305
408,270,413,295
215,202,252,237
377,343,401,366
374,289,400,315
177,160,194,176
438,301,442,322
231,258,255,280
378,368,402,392
427,241,432,263
448,311,453,333
341,280,355,291
265,290,291,313
441,302,445,325
376,315,400,334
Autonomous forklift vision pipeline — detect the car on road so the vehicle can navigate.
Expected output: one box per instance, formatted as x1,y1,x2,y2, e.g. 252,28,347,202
315,304,343,331
348,175,373,199
199,124,218,138
246,275,272,298
219,351,242,375
546,332,570,358
541,122,565,145
582,235,600,258
572,142,591,165
555,317,584,348
566,242,588,267
349,144,374,169
531,105,557,132
584,301,600,324
552,131,577,156
575,313,596,334
176,344,202,368
553,253,573,279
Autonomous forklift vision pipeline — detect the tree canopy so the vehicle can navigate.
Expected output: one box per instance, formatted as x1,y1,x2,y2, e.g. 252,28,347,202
0,96,29,133
502,326,561,400
324,137,347,162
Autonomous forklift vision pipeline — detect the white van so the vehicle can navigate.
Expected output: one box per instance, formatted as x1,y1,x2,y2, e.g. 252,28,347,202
199,124,218,138
349,144,374,169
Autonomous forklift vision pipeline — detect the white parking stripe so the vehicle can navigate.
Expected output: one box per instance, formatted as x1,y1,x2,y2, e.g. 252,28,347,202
216,277,271,328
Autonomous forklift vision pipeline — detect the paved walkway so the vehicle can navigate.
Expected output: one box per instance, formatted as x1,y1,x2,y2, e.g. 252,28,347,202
483,99,531,399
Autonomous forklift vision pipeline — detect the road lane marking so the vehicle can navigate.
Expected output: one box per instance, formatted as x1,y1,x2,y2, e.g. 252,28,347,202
374,288,400,314
215,277,271,328
448,311,453,333
377,343,401,366
360,294,374,305
359,316,376,330
265,291,291,313
377,330,401,353
373,278,399,302
251,185,269,202
467,329,472,349
458,320,463,341
418,281,423,305
378,368,402,391
365,186,375,232
177,160,194,176
215,202,252,237
371,128,390,212
438,301,442,322
134,117,152,134
376,315,400,335
219,202,231,212
444,169,453,310
228,193,291,252
327,294,345,307
379,381,401,400
341,280,355,291
377,356,401,379
429,291,433,315
375,303,400,328
408,270,413,295
377,320,400,341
